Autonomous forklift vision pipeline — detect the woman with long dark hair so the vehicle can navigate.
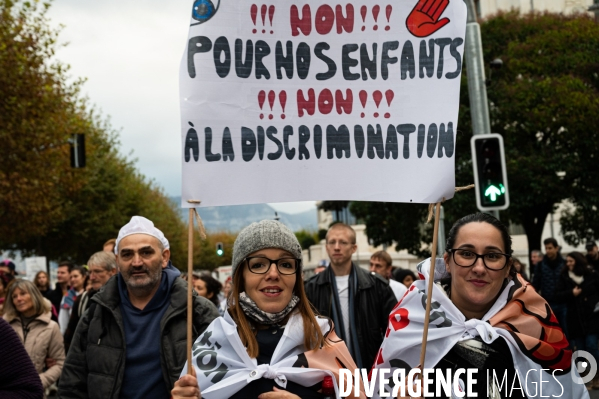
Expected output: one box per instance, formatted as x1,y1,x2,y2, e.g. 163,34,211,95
556,251,599,389
372,213,586,398
193,274,222,310
392,268,417,288
172,220,365,399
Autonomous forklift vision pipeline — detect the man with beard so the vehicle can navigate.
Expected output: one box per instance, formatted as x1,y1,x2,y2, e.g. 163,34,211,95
58,216,219,399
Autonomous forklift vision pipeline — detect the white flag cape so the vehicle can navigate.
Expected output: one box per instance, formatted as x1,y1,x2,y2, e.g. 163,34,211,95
182,310,366,399
371,258,589,399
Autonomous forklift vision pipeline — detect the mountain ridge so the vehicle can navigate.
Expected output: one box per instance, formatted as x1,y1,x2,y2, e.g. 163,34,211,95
170,197,318,232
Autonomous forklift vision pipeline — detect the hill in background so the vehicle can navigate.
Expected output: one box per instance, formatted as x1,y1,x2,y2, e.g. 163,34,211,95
170,197,318,233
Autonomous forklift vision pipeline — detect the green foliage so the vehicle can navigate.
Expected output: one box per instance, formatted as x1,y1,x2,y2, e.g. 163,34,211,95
0,0,78,244
477,11,599,249
294,229,318,250
352,12,599,253
317,229,328,241
350,202,433,257
192,231,236,271
318,201,350,213
0,0,186,264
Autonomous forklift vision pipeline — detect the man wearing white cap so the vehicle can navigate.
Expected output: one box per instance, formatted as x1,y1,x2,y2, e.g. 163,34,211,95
59,216,219,399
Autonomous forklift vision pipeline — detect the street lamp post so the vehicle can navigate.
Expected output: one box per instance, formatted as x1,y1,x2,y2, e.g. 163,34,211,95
463,0,500,219
463,0,491,137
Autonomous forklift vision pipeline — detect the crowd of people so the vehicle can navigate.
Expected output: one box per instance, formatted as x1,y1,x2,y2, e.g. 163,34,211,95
0,214,595,398
530,239,599,390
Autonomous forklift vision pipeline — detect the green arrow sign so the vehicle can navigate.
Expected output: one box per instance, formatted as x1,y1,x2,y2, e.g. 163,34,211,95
485,185,502,202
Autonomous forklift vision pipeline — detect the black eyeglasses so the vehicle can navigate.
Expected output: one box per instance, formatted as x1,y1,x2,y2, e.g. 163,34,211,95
244,256,300,275
448,248,511,271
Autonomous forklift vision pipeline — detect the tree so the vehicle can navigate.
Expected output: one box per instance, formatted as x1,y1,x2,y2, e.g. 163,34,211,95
350,202,434,257
0,0,81,244
294,229,318,250
349,12,599,255
473,11,599,250
191,231,236,271
0,0,186,264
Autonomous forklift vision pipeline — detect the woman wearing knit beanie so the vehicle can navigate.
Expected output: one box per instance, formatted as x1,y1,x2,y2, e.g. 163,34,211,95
173,220,365,399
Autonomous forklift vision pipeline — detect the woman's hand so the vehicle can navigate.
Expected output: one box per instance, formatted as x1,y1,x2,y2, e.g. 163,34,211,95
258,386,301,399
45,357,57,369
171,374,201,399
573,286,582,297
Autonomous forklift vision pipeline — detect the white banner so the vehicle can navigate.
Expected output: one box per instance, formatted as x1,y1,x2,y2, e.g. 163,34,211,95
25,257,46,282
182,311,366,398
371,258,589,399
180,0,467,207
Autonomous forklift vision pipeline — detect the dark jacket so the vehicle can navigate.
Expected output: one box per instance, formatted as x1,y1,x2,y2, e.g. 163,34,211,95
586,254,599,274
64,289,97,354
531,255,566,304
0,318,44,399
555,268,599,338
304,264,397,369
57,274,219,398
46,284,66,315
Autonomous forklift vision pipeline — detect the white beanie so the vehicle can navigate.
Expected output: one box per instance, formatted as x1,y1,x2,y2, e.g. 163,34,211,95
114,216,169,254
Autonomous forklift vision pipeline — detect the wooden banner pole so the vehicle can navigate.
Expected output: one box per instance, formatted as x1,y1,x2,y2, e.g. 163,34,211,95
187,208,195,376
418,202,442,374
186,200,205,376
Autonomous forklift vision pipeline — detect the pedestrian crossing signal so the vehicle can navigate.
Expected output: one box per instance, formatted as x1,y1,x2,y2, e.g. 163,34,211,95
471,134,509,211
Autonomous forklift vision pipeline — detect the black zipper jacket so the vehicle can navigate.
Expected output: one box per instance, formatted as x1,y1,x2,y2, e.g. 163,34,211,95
58,274,219,398
304,263,397,369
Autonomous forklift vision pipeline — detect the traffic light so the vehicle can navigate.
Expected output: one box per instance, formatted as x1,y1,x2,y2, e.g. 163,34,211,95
471,134,509,211
216,242,224,256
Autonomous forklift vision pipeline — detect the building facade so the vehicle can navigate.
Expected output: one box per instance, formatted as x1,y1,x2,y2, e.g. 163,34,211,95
475,0,594,18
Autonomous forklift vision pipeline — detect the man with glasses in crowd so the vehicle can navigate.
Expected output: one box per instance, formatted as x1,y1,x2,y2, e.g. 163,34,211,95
63,251,117,353
304,223,396,370
59,216,219,399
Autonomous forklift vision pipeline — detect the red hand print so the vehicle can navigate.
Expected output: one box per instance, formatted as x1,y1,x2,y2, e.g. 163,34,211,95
406,0,450,38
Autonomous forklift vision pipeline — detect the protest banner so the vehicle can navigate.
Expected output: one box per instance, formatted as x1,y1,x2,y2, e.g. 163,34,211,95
25,257,46,282
180,0,467,207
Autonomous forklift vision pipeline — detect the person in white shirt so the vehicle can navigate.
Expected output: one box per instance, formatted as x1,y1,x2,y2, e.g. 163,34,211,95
304,223,397,369
369,251,406,302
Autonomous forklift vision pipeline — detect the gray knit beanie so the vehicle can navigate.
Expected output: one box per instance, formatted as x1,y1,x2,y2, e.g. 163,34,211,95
232,220,302,276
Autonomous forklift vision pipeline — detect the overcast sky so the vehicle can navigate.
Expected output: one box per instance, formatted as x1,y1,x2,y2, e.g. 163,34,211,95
46,0,315,214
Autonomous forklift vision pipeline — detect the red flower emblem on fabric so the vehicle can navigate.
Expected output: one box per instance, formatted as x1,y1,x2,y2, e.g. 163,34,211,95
390,308,410,331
